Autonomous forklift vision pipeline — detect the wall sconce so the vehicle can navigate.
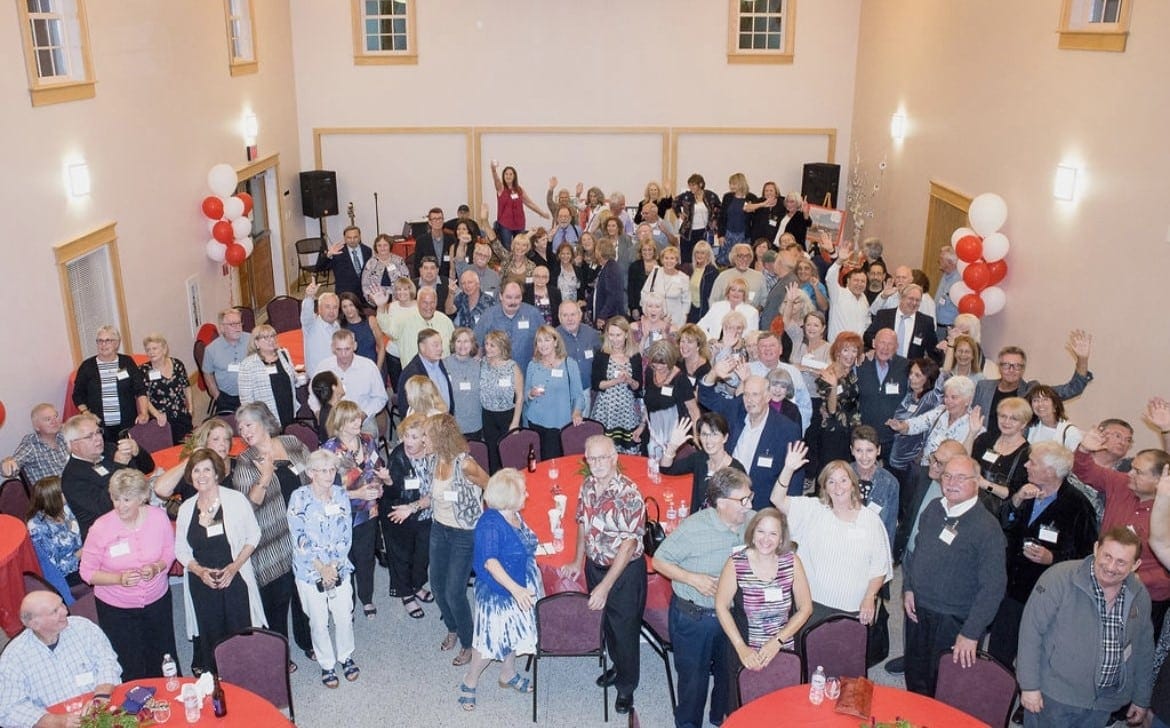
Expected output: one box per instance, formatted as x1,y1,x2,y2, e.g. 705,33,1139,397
1053,164,1079,201
889,114,906,141
243,113,259,161
67,162,90,198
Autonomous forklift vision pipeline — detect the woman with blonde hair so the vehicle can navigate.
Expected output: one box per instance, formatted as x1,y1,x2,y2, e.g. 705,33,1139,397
237,323,298,427
523,326,584,458
698,280,760,339
635,180,673,223
688,241,719,324
677,323,712,386
381,413,434,619
404,374,449,418
642,245,691,327
591,316,644,454
140,332,194,444
719,172,758,251
480,330,524,470
153,416,236,502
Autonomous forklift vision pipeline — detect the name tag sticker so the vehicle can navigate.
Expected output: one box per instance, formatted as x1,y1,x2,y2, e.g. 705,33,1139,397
116,369,130,381
525,277,534,285
981,451,999,464
443,490,460,502
93,465,109,476
265,366,278,375
584,350,594,359
206,523,225,537
1039,525,1059,543
884,383,900,395
551,369,564,378
404,478,420,491
497,377,511,387
109,541,131,558
912,336,923,346
324,503,343,516
75,671,95,687
867,501,882,515
661,386,674,397
1124,643,1133,661
768,219,778,226
459,381,472,391
748,291,756,301
538,297,549,305
290,463,304,475
227,363,241,372
938,526,957,545
510,193,520,200
763,587,784,602
148,370,162,381
518,320,530,330
757,456,773,468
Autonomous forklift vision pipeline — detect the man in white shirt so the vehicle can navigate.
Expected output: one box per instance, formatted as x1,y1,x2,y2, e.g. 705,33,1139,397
826,254,872,340
868,265,937,319
310,329,387,436
300,280,341,374
709,244,766,306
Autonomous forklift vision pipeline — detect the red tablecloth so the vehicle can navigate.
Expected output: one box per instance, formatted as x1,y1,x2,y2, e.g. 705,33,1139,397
522,454,689,595
50,677,293,726
0,514,44,637
153,438,248,471
62,353,151,419
723,683,989,728
276,330,305,369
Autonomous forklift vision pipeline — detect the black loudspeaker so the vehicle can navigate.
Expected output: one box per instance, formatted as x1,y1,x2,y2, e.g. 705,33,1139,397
801,163,841,208
299,170,338,218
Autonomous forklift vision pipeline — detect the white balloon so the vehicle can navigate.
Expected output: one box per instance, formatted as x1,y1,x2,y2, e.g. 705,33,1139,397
231,217,252,239
950,227,976,245
950,280,973,302
223,195,246,221
968,193,1008,237
205,239,227,263
957,258,969,273
981,286,1007,315
237,236,255,257
982,232,1010,263
207,163,237,198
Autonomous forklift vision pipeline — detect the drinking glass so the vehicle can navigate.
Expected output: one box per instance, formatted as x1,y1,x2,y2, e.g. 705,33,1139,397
825,677,841,700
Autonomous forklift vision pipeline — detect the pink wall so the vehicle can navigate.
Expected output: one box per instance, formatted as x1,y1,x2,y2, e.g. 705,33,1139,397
0,0,304,453
849,0,1170,449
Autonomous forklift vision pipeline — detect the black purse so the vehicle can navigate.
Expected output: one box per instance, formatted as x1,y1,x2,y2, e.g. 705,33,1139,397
643,496,666,556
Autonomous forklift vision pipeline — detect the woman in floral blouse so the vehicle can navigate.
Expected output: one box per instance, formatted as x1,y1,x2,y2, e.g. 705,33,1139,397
140,333,193,444
25,476,83,600
380,413,434,619
816,331,864,464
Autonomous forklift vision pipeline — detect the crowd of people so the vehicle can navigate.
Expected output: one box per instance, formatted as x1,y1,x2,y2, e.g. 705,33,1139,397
4,166,1170,728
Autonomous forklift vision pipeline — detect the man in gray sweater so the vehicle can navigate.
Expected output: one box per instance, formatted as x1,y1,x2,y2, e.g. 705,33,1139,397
1017,526,1153,727
901,454,1006,695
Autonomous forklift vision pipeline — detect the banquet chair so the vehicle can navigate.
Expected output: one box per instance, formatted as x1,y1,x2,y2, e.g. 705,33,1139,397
265,295,302,334
193,323,219,415
736,649,803,706
531,592,607,723
467,439,490,473
282,421,319,451
674,442,697,462
218,413,239,435
800,614,867,681
68,590,99,623
639,573,677,709
934,650,1016,728
499,428,541,470
0,478,30,518
559,419,604,456
295,238,325,290
23,569,90,607
214,628,295,722
129,421,173,454
234,305,256,333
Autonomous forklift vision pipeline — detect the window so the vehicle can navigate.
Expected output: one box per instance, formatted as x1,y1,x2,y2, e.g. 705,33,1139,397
352,0,417,65
16,0,96,106
727,0,796,64
1058,0,1131,52
224,0,258,75
54,223,132,365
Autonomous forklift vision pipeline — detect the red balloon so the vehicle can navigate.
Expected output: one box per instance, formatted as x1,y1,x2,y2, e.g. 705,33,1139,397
225,243,247,267
958,293,985,318
0,400,6,429
236,192,254,217
201,196,224,220
955,234,983,263
212,220,234,245
963,261,991,291
987,259,1008,286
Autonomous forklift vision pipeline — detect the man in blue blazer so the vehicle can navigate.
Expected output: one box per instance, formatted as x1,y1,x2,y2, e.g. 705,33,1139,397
697,358,805,510
858,328,910,455
321,225,373,301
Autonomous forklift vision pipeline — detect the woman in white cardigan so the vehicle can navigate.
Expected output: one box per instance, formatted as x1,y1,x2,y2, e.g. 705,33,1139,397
237,323,299,427
696,278,760,340
175,448,266,674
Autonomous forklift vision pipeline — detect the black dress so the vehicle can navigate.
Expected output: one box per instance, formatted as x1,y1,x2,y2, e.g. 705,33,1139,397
187,506,251,672
268,356,295,426
662,452,747,513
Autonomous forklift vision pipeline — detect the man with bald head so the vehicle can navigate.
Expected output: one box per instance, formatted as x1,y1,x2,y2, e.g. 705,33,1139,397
0,591,121,728
557,300,601,416
300,279,341,374
869,264,937,319
448,268,491,329
698,359,804,511
474,279,543,372
387,285,454,367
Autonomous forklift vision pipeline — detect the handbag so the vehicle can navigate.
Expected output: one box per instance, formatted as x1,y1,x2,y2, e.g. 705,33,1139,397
450,454,484,529
642,496,666,557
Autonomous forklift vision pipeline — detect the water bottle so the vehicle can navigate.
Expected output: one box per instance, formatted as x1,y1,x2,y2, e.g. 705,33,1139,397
162,653,178,692
666,502,677,525
647,456,660,484
677,500,689,519
809,665,826,705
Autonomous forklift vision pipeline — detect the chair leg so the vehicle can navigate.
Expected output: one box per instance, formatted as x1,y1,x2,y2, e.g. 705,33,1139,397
531,656,538,722
664,650,677,710
601,654,608,723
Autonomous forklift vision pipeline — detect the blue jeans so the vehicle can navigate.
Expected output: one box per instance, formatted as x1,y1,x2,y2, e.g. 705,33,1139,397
1021,696,1111,728
493,221,521,250
668,595,729,728
429,521,475,649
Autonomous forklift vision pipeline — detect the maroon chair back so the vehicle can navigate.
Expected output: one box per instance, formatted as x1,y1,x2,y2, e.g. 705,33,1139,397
218,413,239,434
674,442,697,461
129,421,174,454
234,305,256,333
800,614,867,681
214,628,295,721
934,650,1017,728
737,649,803,705
467,439,490,473
282,422,319,451
23,571,53,596
265,295,302,334
68,590,99,623
498,428,541,470
559,419,604,456
533,591,607,722
0,478,30,519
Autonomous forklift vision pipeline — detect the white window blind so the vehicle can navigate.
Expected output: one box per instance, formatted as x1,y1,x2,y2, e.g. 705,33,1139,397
66,246,118,359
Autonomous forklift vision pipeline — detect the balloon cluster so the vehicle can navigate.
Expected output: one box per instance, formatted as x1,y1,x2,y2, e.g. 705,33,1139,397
948,193,1010,318
202,163,254,267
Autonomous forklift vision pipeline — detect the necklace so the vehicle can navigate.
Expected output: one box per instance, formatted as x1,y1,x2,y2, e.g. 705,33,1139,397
198,496,221,527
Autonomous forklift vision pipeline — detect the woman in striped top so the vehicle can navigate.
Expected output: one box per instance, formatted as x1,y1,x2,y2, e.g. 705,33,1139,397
715,508,813,673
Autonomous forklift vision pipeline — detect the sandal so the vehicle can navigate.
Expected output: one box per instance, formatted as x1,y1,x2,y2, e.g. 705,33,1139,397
402,596,425,619
341,658,360,682
457,682,476,712
452,647,473,667
321,669,339,689
440,632,458,651
499,673,533,693
415,588,434,603
363,604,377,620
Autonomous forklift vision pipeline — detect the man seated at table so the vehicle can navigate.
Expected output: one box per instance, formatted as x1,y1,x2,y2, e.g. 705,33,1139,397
652,468,755,728
310,329,387,437
558,435,647,716
300,280,341,375
0,591,121,728
1,403,69,483
202,308,251,414
60,413,155,541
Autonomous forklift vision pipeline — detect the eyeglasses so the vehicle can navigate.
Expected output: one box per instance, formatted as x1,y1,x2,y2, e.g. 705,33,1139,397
940,473,975,483
222,321,243,328
585,454,614,463
997,362,1025,371
78,429,103,441
95,338,118,344
721,492,754,508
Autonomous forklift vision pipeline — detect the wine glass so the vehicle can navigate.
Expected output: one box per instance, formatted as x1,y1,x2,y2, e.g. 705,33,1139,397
825,677,841,701
153,700,172,723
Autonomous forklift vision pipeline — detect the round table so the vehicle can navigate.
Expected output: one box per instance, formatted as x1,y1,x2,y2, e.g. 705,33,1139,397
275,329,305,369
521,454,689,595
723,683,989,727
50,677,294,726
0,513,43,637
152,437,248,471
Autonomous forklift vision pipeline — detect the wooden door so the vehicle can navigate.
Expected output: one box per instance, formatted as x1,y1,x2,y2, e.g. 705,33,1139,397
236,173,274,310
922,181,972,274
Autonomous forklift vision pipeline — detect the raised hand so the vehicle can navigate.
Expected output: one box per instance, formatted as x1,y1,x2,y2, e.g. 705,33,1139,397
479,202,491,221
575,182,584,196
783,441,809,472
1080,426,1106,452
967,405,984,433
1067,329,1092,359
1146,397,1170,431
819,366,838,388
327,241,345,257
370,288,389,307
305,279,320,298
548,176,557,189
668,417,693,450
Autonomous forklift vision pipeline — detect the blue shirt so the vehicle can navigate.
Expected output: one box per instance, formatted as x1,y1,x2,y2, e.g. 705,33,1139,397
474,303,543,372
203,334,251,395
286,485,353,584
557,324,601,392
935,269,962,326
523,358,583,427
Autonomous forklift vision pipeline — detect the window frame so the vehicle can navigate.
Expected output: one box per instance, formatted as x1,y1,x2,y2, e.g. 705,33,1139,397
351,0,417,66
54,222,132,366
727,0,797,65
223,0,258,76
1058,0,1131,52
15,0,96,107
